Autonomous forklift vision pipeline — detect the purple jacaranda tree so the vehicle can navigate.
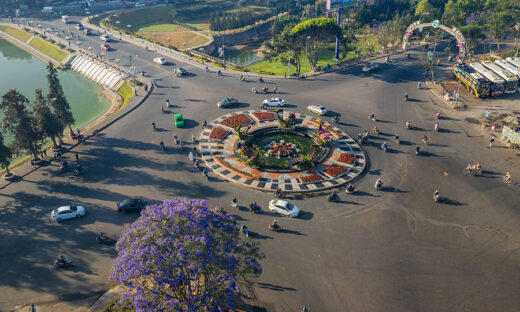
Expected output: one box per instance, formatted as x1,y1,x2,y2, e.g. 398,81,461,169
110,198,263,312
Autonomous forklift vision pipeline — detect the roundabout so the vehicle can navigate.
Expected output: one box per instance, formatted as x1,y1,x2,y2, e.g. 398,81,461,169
198,110,366,193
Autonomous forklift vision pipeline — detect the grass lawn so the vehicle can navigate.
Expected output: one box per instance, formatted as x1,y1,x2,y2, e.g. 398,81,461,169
246,47,363,75
28,37,68,62
246,59,297,76
0,26,32,42
118,82,133,109
141,24,190,32
186,23,210,31
143,31,211,49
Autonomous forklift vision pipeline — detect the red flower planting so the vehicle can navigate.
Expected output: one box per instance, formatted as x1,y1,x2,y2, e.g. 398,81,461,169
322,165,348,177
220,114,253,128
252,112,275,121
300,174,325,183
337,153,355,165
209,127,230,140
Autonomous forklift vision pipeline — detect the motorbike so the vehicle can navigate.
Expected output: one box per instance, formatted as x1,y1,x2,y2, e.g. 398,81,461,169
394,137,400,144
434,123,439,132
251,87,257,94
231,200,239,210
258,77,264,82
381,144,387,152
405,122,411,129
241,225,249,237
404,94,409,101
327,194,340,202
54,257,72,268
375,181,383,190
415,146,420,155
249,203,262,214
434,111,440,119
345,184,356,194
96,235,111,244
433,193,440,203
268,223,282,232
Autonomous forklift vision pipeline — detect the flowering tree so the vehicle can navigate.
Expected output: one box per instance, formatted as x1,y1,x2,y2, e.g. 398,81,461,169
110,198,263,311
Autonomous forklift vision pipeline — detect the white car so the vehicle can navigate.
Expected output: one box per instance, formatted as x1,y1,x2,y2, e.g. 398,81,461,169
135,2,146,7
307,104,328,115
362,62,379,72
99,35,111,42
51,205,86,222
153,57,166,65
268,200,300,217
263,98,285,107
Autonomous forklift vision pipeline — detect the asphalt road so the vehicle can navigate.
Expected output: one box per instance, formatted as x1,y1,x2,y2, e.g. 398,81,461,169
1,17,519,312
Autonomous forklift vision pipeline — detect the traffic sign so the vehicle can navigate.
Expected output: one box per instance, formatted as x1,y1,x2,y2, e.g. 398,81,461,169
432,20,440,28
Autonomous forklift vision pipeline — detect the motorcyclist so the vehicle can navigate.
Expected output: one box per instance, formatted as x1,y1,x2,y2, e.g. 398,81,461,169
152,122,156,130
375,178,383,189
372,126,379,134
346,183,355,193
434,122,439,131
415,145,420,154
369,113,376,121
328,191,339,201
405,121,411,129
381,142,387,150
241,224,248,236
217,69,222,76
404,93,409,100
433,190,440,201
272,220,281,230
252,87,257,93
394,134,400,143
273,86,278,93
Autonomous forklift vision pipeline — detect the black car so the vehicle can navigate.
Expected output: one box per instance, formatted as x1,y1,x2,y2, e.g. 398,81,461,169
117,199,148,213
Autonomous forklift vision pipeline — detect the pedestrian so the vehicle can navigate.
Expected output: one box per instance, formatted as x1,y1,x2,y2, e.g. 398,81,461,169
173,134,178,145
189,151,194,163
76,128,80,136
75,152,79,162
491,125,497,132
489,137,495,148
192,146,197,157
202,120,207,128
192,134,196,144
144,84,148,92
180,139,184,150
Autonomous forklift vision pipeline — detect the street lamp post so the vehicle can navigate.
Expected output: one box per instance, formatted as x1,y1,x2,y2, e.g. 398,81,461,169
129,55,132,67
167,37,171,48
76,40,81,52
153,32,157,43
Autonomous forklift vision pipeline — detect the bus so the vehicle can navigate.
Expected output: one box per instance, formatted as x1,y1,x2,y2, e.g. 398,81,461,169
495,59,520,91
469,62,505,97
506,57,520,69
61,15,70,24
482,61,518,94
454,64,490,98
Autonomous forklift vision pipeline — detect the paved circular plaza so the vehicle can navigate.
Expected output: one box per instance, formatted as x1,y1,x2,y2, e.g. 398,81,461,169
198,110,366,193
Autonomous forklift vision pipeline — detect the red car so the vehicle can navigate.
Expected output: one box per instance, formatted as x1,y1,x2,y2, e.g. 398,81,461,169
145,1,154,6
100,44,111,51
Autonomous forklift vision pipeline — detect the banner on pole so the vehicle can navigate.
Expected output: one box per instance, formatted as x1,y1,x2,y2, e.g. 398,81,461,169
327,0,358,10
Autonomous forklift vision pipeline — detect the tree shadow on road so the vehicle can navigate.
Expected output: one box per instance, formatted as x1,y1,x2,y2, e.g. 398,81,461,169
255,282,296,292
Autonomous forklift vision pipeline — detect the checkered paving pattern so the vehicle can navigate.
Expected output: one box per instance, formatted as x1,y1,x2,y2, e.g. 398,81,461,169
199,110,366,193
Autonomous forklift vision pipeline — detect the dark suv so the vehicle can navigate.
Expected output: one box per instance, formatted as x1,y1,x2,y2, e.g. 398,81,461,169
117,199,149,213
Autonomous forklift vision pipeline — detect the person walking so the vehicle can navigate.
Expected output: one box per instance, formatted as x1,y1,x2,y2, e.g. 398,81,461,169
192,134,196,144
189,151,194,163
75,153,79,162
489,137,495,148
180,139,184,151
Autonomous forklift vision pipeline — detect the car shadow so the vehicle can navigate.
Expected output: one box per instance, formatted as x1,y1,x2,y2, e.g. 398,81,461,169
298,210,313,220
182,119,199,129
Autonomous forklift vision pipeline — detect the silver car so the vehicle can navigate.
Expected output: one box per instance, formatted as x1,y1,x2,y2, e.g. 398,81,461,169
268,200,300,217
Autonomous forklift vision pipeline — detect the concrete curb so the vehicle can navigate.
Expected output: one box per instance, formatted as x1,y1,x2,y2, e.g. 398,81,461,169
87,285,123,312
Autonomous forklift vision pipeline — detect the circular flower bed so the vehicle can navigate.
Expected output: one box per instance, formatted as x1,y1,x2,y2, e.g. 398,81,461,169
209,127,229,140
220,114,253,128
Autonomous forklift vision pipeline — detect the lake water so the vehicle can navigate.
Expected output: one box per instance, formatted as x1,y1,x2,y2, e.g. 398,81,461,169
0,37,111,144
211,48,262,66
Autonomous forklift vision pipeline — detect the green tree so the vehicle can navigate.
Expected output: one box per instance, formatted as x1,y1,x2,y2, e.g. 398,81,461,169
290,18,342,70
46,63,75,132
272,14,300,36
0,89,42,160
486,12,513,53
33,89,64,148
459,24,485,59
0,133,12,176
442,0,462,26
265,25,305,74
